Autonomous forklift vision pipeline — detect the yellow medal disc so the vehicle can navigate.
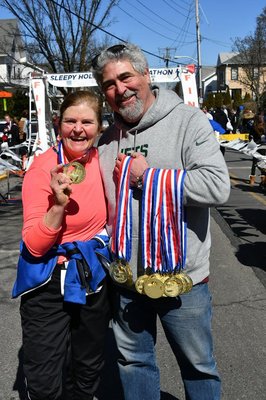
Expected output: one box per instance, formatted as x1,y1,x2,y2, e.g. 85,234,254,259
178,273,193,294
143,274,164,299
163,275,183,297
135,274,149,294
63,161,86,184
109,260,133,285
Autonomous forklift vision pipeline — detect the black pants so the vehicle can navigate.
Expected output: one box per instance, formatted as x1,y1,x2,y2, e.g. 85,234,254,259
20,266,110,400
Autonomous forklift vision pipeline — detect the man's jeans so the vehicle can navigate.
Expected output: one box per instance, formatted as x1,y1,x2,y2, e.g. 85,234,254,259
111,282,221,400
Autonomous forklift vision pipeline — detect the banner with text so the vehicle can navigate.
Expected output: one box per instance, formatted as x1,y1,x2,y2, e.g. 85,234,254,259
45,67,184,87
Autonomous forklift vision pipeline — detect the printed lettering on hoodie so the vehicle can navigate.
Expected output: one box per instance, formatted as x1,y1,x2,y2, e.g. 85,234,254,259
121,144,148,157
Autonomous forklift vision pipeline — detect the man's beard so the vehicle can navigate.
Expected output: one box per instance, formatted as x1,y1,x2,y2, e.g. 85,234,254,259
117,91,144,123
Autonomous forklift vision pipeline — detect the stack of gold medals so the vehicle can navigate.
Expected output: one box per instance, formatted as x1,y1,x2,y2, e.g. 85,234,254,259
110,156,193,299
134,167,193,299
135,270,193,299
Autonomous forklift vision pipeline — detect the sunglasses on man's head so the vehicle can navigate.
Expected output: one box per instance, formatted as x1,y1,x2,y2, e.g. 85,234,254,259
91,44,127,69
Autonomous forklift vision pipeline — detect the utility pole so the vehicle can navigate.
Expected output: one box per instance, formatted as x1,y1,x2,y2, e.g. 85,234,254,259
159,47,176,67
195,0,203,104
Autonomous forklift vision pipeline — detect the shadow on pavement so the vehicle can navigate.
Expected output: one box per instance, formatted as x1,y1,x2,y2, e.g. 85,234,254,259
13,347,27,400
160,392,180,400
214,208,266,274
234,183,265,195
235,242,266,270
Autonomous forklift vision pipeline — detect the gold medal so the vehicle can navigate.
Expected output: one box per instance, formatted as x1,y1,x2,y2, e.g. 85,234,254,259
178,273,193,294
143,273,164,299
135,274,149,294
109,260,133,285
163,274,183,297
63,161,86,184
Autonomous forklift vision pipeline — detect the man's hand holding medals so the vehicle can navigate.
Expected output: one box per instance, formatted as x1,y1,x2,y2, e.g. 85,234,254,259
111,154,193,299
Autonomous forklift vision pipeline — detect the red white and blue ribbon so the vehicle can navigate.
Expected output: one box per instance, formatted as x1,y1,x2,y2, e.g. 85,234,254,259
57,140,91,165
57,140,67,164
111,156,134,261
141,168,186,274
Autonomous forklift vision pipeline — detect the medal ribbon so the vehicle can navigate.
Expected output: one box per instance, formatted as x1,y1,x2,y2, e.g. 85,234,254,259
152,169,167,273
142,168,186,274
162,169,177,272
111,156,134,261
57,140,91,165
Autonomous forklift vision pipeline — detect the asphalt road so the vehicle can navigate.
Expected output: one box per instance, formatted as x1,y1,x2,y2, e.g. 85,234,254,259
0,149,265,400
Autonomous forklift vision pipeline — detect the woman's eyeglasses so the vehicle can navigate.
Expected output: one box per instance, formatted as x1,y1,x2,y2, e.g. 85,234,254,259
91,44,127,68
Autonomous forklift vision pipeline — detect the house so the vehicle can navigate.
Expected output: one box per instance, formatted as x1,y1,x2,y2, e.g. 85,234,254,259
216,52,266,103
0,18,30,91
201,66,217,98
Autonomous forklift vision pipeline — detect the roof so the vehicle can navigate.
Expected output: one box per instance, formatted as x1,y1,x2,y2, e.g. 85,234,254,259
0,19,22,56
217,52,243,66
201,66,216,81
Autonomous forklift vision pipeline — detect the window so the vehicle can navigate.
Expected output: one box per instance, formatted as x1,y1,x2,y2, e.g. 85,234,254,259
231,67,238,80
231,88,241,101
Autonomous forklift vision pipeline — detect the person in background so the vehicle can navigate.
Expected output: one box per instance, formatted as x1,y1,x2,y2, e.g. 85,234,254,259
213,107,228,132
12,90,110,400
92,42,230,400
235,105,245,132
3,113,20,146
18,110,29,143
228,108,238,133
52,112,60,137
202,105,213,120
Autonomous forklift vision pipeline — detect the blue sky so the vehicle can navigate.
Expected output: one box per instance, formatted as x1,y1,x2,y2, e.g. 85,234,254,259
106,0,266,67
1,0,265,68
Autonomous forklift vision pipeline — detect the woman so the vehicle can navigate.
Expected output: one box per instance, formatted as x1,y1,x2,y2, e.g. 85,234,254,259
12,90,110,400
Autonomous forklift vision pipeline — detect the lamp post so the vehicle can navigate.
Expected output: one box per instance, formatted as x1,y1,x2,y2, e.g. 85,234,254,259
174,55,198,65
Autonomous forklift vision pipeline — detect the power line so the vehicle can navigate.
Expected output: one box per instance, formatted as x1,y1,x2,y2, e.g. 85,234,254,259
162,0,190,18
117,5,180,42
125,1,181,34
47,0,180,65
134,0,194,35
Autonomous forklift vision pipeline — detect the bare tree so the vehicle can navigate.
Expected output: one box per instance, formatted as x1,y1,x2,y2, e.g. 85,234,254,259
0,0,119,75
232,6,266,108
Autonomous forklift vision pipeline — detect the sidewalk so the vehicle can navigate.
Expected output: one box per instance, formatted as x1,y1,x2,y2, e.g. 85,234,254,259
215,148,266,288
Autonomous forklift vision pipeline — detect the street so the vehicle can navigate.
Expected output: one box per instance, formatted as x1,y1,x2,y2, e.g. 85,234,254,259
0,148,265,400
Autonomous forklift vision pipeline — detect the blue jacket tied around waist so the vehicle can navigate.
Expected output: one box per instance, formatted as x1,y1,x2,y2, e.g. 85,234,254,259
12,235,111,304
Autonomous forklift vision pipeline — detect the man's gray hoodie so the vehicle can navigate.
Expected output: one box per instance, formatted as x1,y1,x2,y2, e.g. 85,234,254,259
98,87,230,285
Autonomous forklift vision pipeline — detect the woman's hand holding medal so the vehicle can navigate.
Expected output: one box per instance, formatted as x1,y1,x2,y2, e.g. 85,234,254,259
50,164,73,208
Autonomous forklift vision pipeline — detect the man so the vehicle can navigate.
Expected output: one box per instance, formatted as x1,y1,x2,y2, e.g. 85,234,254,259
4,114,20,146
92,43,230,400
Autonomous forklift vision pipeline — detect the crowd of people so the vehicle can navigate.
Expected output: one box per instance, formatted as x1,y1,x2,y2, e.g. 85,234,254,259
202,104,266,143
0,111,29,149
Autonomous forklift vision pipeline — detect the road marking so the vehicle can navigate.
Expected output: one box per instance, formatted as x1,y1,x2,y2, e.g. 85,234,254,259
228,166,253,170
230,174,266,206
0,249,20,254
